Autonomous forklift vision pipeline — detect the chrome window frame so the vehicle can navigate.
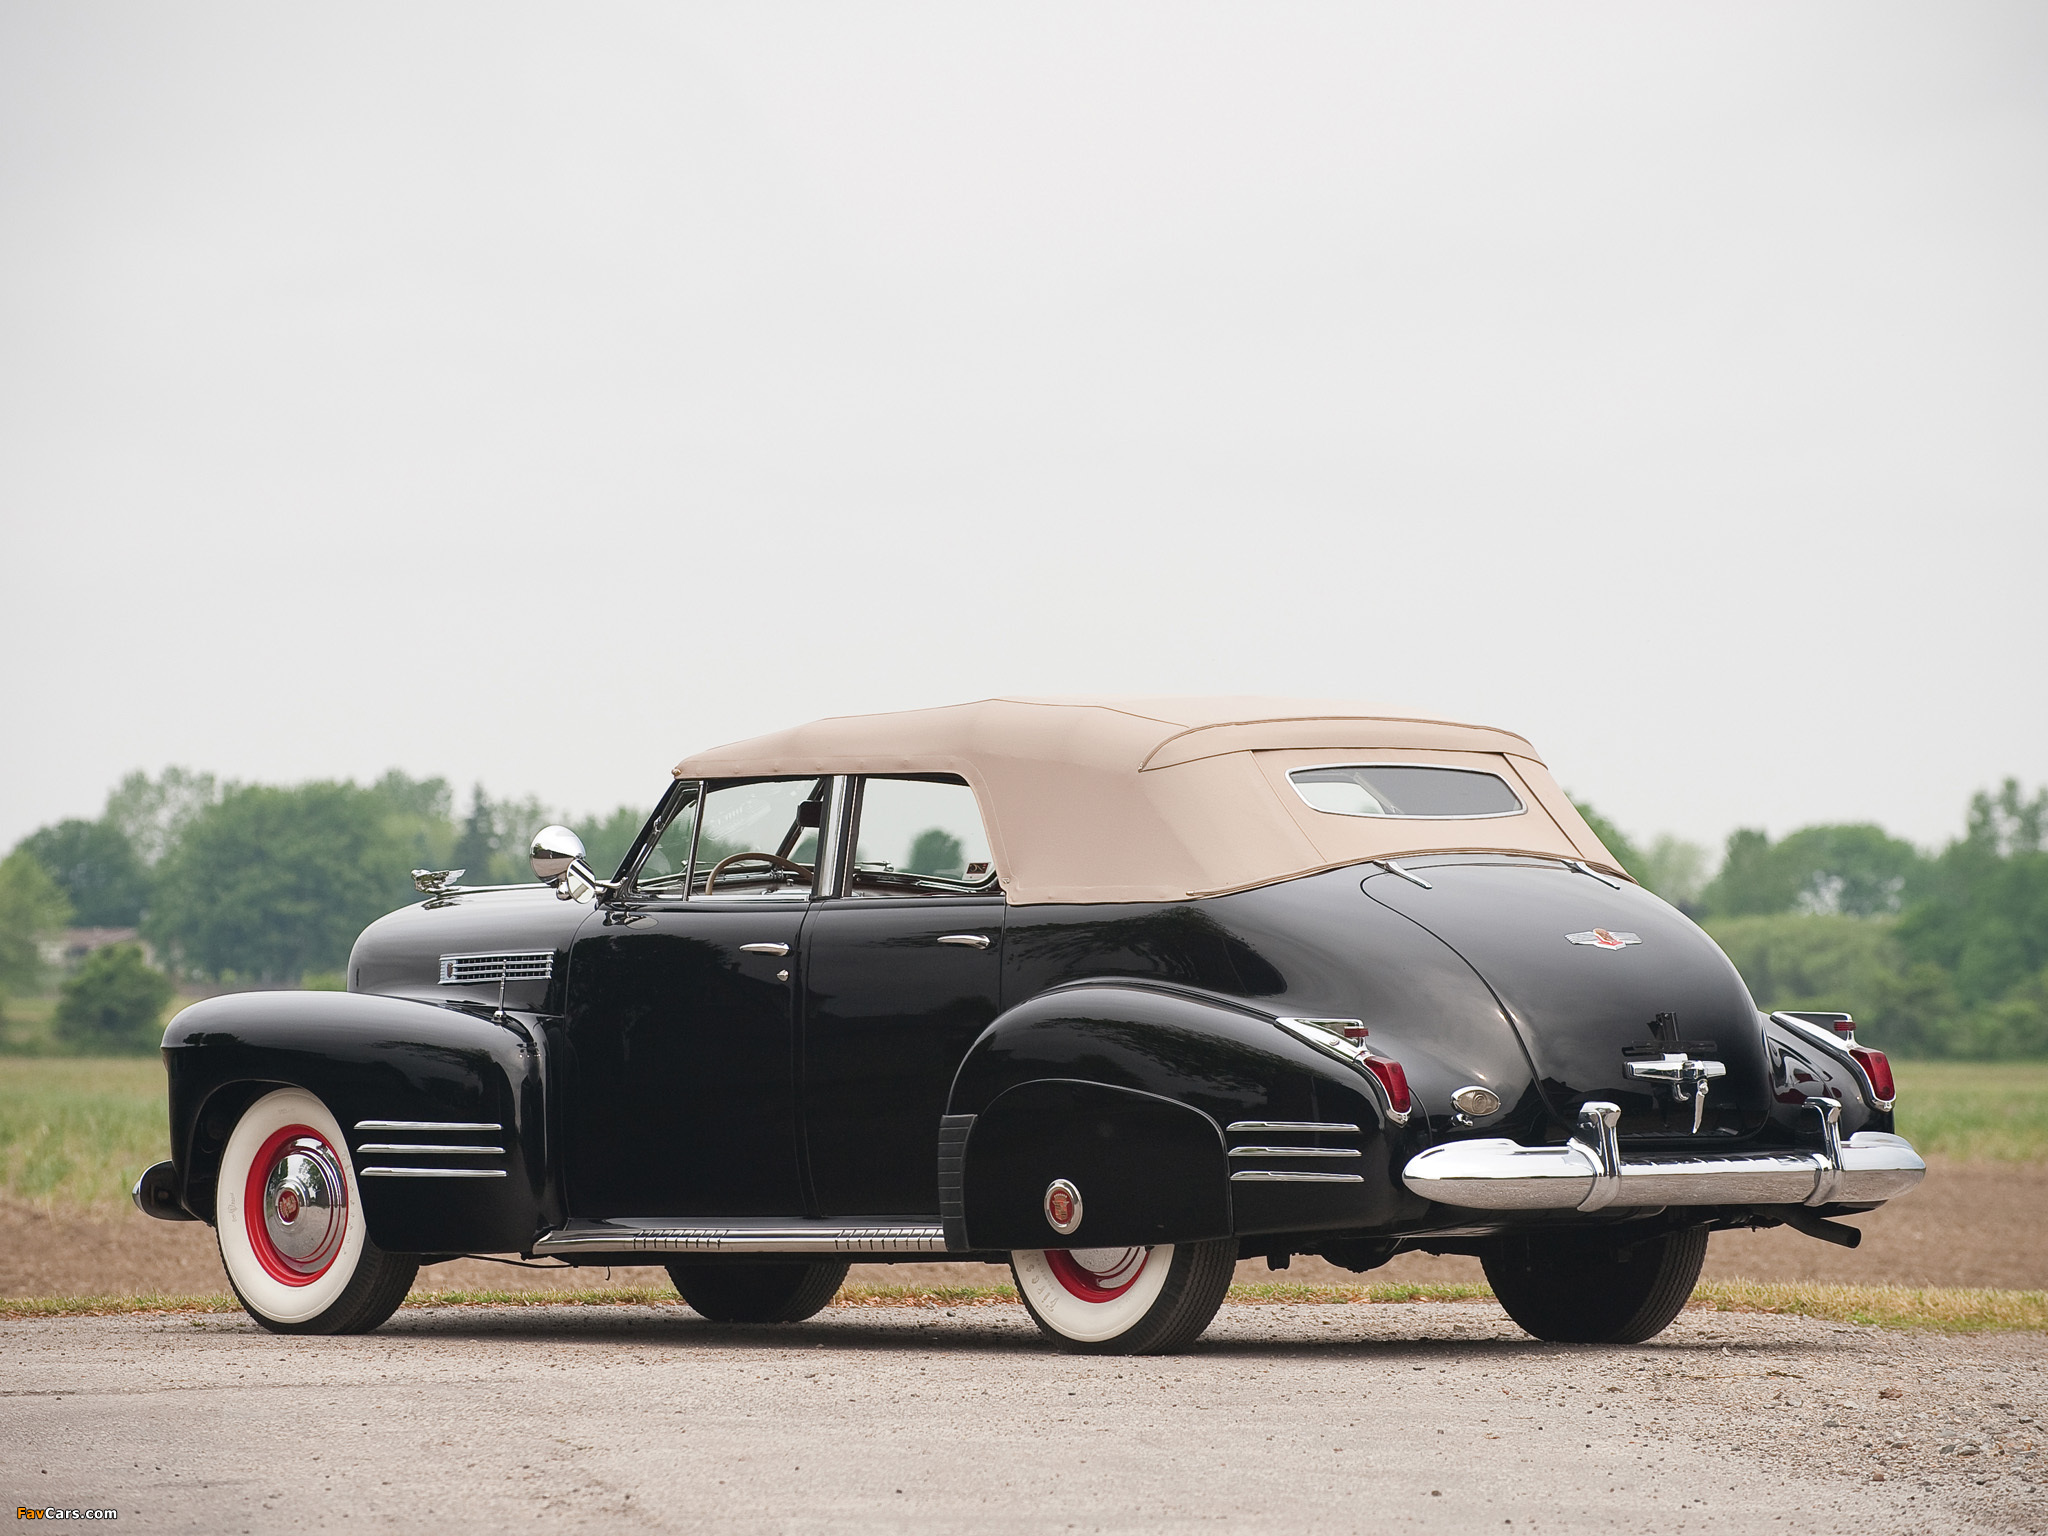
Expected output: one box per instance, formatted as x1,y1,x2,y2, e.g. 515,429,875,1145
1284,761,1528,822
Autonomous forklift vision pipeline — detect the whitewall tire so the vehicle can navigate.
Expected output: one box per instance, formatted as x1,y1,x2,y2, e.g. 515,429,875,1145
215,1087,417,1334
1011,1239,1237,1355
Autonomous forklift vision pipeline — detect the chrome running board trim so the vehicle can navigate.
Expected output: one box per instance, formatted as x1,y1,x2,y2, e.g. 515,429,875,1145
358,1167,508,1179
355,1144,506,1156
533,1217,949,1256
1229,1170,1364,1184
1402,1097,1926,1212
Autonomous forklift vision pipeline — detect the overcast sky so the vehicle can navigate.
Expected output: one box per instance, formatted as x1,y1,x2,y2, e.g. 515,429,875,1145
3,2,2043,861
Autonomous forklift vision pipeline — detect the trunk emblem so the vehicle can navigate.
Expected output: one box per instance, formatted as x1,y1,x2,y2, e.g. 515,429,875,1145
1566,928,1640,949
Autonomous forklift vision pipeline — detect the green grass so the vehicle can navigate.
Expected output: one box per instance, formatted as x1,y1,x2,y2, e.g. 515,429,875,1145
0,1056,2039,1216
5,1280,2041,1331
0,1056,170,1212
1889,1059,2048,1161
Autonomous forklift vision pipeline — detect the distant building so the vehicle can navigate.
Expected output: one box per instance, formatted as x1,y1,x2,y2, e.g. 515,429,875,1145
38,927,155,969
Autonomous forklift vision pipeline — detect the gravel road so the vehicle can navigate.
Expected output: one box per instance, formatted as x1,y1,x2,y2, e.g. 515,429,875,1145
4,1300,2043,1534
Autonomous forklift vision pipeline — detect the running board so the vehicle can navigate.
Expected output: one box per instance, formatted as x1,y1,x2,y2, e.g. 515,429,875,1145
532,1217,948,1257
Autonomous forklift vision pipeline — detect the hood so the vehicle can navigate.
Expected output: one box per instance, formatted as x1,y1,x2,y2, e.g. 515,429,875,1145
1363,857,1772,1141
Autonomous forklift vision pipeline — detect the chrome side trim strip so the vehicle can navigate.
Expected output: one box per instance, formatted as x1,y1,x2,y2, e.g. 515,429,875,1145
1225,1121,1360,1135
1227,1146,1362,1159
354,1120,502,1132
355,1144,506,1156
533,1218,947,1256
358,1167,509,1179
1229,1170,1365,1184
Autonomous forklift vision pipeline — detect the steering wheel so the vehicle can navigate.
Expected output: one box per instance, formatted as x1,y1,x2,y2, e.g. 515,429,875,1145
702,851,811,895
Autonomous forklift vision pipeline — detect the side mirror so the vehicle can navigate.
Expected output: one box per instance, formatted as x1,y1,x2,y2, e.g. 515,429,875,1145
530,826,587,883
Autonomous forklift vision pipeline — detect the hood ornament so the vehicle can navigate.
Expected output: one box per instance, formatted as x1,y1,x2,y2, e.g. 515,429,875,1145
1566,927,1640,949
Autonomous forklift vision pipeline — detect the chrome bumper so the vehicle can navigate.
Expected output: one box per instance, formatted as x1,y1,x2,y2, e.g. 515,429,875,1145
1402,1099,1926,1213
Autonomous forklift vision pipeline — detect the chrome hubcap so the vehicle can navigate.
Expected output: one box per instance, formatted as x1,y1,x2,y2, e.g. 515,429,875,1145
262,1138,347,1274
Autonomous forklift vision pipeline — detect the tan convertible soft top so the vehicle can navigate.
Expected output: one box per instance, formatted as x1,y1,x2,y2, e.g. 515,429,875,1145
675,696,1628,906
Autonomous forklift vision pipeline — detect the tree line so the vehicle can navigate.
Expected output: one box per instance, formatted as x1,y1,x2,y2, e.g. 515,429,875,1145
0,770,646,1046
1578,780,2048,1059
1,766,2043,1058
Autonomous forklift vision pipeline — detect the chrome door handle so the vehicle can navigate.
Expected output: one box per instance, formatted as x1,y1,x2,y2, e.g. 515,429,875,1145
740,942,790,956
936,934,991,949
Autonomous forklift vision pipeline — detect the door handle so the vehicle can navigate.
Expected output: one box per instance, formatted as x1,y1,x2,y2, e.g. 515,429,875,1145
936,934,991,949
740,942,790,956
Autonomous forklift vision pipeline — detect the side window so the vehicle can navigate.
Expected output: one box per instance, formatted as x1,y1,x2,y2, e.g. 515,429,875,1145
692,778,826,899
850,776,996,897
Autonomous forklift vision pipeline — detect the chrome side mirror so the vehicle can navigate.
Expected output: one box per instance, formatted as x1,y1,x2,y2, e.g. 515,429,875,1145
531,826,587,884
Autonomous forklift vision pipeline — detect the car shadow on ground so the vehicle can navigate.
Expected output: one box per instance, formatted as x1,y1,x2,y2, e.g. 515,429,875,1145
347,1304,1814,1361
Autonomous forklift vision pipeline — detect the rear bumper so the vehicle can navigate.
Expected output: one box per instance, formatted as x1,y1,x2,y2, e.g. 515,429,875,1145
1402,1098,1926,1213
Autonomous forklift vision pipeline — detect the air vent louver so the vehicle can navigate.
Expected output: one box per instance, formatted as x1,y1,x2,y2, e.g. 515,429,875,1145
438,950,554,985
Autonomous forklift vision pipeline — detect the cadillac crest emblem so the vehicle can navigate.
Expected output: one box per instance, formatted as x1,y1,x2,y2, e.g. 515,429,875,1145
1566,928,1641,949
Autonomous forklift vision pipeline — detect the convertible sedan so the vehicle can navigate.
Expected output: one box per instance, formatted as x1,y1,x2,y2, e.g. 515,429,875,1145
136,697,1924,1352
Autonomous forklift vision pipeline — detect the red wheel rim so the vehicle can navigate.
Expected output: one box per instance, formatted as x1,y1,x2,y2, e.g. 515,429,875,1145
242,1123,349,1287
1044,1247,1150,1301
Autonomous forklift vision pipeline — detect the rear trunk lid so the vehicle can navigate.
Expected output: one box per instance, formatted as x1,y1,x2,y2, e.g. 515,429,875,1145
1363,856,1773,1142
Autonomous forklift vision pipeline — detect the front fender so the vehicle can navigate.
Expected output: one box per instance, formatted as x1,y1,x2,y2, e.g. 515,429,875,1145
163,990,550,1254
943,980,1423,1250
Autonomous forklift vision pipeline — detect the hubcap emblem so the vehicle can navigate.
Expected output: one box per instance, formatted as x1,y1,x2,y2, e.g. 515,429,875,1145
275,1186,301,1223
1043,1179,1083,1236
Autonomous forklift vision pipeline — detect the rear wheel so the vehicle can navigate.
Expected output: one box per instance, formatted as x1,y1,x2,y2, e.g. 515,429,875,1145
1011,1240,1236,1355
1482,1226,1708,1344
215,1087,417,1335
665,1260,850,1323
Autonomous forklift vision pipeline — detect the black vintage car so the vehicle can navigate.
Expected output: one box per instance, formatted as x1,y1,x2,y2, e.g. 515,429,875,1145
137,697,1924,1353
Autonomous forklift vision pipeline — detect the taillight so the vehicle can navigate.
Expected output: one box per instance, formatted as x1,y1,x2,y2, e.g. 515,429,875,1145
1361,1056,1411,1117
1849,1045,1895,1105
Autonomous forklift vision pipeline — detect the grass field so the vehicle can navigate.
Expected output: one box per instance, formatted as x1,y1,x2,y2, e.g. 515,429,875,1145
1,1056,2043,1214
4,1279,2042,1331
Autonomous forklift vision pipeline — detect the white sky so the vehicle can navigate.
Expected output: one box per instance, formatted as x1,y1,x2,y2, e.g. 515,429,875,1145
2,2,2043,859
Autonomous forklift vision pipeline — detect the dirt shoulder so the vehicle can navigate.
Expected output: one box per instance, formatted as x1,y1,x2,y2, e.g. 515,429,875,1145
3,1157,2038,1300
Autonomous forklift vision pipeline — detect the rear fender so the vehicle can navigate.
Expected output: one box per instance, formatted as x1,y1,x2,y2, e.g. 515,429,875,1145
163,990,550,1254
943,980,1417,1250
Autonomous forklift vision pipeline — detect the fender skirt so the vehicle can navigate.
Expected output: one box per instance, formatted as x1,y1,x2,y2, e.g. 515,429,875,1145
954,1079,1231,1251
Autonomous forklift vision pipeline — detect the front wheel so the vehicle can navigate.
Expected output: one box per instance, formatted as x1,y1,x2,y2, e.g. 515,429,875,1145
1482,1226,1708,1344
1011,1240,1236,1355
215,1087,418,1335
666,1260,850,1323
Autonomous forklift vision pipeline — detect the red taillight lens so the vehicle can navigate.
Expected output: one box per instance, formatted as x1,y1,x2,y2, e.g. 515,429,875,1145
1849,1046,1894,1104
1362,1056,1411,1116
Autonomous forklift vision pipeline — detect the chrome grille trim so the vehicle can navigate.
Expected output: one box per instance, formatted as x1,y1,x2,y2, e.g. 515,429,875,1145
533,1218,948,1256
1228,1145,1361,1159
354,1120,502,1132
1229,1170,1365,1184
439,950,554,985
1225,1121,1360,1135
354,1144,506,1156
358,1167,508,1179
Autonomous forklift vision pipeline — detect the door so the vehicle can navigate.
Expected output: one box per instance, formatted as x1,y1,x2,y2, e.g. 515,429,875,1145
560,777,828,1217
800,775,1005,1216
